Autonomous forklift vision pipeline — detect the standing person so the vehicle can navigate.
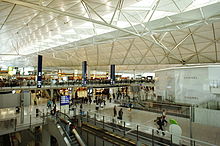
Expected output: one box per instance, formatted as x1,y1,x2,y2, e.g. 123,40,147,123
52,98,56,106
128,103,132,111
103,99,106,106
95,102,99,111
80,104,83,115
113,106,117,117
162,110,166,118
113,93,115,100
34,97,37,105
89,97,92,104
53,104,56,115
118,108,123,120
47,100,51,108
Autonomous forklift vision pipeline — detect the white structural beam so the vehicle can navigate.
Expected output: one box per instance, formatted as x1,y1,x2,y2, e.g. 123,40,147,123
212,23,218,62
159,32,191,63
109,41,115,64
171,0,181,12
2,0,138,37
140,0,160,34
81,0,108,24
151,34,180,62
121,12,139,34
138,36,160,65
81,0,97,36
170,32,182,59
121,39,135,64
16,0,56,34
189,28,199,63
2,0,184,62
110,0,123,24
0,4,16,30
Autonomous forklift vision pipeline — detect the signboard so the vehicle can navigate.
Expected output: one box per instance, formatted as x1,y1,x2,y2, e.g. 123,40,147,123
37,55,43,88
60,95,70,106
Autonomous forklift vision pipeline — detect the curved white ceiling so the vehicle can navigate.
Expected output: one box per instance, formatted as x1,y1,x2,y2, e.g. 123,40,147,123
0,0,220,72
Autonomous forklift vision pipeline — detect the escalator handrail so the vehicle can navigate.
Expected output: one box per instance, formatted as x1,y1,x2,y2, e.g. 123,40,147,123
72,129,86,146
57,112,86,146
56,118,74,145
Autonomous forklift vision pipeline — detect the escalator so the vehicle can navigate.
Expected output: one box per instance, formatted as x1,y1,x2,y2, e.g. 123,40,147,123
56,112,85,146
80,123,136,146
69,133,79,146
57,112,137,146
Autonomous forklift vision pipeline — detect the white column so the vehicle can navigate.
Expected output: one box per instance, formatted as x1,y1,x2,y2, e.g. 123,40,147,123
50,89,53,99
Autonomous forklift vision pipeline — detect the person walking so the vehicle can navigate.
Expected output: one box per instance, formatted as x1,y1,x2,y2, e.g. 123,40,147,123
155,117,165,136
113,106,117,117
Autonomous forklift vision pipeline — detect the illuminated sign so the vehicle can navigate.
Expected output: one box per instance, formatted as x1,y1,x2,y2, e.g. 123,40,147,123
8,66,13,75
60,95,70,106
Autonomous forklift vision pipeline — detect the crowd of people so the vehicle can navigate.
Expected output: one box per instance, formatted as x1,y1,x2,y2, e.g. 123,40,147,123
0,78,155,87
31,86,169,138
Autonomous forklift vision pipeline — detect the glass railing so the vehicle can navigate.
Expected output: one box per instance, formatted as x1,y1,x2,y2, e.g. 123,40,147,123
77,110,215,146
119,99,190,118
0,111,47,135
0,79,154,88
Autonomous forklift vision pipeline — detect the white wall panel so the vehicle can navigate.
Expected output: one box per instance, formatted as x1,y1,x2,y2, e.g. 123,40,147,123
195,108,220,128
0,93,30,108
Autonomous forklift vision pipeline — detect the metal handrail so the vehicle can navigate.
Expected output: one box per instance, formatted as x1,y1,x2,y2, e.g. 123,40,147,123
79,110,216,146
72,129,86,146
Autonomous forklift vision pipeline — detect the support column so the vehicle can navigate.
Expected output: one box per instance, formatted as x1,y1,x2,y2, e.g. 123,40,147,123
22,67,25,76
133,69,136,79
50,89,53,99
110,64,115,85
37,55,43,88
20,90,24,123
82,61,87,86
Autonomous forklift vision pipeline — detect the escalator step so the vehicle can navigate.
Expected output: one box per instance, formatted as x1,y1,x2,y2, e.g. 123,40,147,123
70,135,74,138
70,140,78,146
